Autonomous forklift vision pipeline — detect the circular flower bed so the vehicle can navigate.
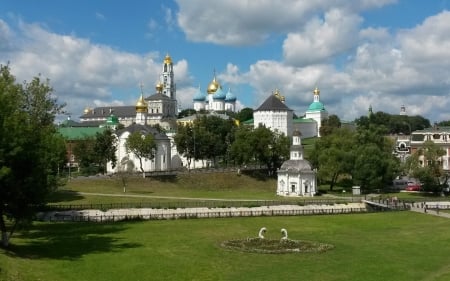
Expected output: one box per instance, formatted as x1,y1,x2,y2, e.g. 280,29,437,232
221,238,334,254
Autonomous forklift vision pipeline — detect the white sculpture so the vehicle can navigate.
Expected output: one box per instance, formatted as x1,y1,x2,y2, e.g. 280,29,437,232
281,228,288,240
258,227,267,239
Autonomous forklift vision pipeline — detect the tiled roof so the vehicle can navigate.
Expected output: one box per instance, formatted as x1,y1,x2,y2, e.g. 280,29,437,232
256,95,292,111
80,106,135,119
58,127,106,140
116,124,169,141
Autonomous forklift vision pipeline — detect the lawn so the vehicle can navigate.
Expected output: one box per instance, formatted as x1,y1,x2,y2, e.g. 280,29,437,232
1,212,450,281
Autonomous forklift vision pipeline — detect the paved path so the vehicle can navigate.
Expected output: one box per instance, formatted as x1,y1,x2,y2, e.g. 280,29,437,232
409,206,450,218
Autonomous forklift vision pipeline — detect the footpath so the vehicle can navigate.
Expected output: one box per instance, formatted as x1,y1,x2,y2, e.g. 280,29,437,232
409,201,450,219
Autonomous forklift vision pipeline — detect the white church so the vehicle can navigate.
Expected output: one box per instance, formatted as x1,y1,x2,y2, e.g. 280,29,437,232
277,130,317,197
253,87,328,138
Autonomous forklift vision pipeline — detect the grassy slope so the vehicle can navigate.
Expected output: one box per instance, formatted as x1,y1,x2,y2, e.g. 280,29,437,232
1,212,450,281
51,172,281,204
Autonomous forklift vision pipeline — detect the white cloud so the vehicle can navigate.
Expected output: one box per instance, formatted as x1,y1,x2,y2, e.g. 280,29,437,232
0,20,192,120
176,0,396,46
283,9,362,66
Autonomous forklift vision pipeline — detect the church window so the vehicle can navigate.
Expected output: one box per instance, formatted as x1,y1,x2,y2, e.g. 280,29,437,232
291,184,295,193
164,65,167,72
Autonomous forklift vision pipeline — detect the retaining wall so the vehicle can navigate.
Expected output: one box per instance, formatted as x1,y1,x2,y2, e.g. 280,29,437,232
37,203,367,222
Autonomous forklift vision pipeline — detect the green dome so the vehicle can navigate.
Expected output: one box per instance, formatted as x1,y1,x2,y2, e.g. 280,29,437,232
106,114,119,125
307,101,325,111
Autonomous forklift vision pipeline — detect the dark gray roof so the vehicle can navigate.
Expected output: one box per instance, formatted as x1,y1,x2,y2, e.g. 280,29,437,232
279,159,312,172
116,124,169,141
80,106,135,119
146,93,172,101
256,95,292,111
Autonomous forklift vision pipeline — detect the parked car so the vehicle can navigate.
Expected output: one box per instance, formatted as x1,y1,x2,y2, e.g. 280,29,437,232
405,182,421,191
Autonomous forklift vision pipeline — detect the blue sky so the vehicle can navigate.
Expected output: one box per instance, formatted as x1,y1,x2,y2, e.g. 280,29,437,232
1,0,450,123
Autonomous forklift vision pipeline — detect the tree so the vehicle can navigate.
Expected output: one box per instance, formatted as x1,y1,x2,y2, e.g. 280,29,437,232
94,129,117,174
125,131,157,177
178,108,196,119
239,126,289,175
351,125,399,191
0,65,65,247
230,126,254,166
235,107,253,122
173,123,195,169
319,114,341,137
405,140,446,193
311,128,355,190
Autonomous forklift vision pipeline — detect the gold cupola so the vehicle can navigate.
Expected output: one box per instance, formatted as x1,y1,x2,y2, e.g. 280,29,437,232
207,76,220,94
135,93,148,113
164,53,172,64
155,81,163,94
83,107,91,115
313,87,320,95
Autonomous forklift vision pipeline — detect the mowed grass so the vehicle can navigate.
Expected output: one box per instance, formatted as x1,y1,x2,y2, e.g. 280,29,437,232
1,212,450,281
51,172,285,205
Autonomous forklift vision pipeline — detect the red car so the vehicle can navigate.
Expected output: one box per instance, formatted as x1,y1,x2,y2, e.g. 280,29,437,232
405,182,421,191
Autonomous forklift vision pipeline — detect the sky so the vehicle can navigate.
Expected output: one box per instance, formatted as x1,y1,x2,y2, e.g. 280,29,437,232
1,0,450,123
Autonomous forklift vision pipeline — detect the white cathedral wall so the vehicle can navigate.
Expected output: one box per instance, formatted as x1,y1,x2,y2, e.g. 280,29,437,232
277,172,316,197
107,132,172,174
254,110,292,136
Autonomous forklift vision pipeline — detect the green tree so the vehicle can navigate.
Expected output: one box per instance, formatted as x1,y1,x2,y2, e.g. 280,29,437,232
319,114,341,137
351,125,399,191
178,108,196,119
125,131,157,177
230,126,254,166
94,129,117,174
72,137,98,175
249,126,289,175
0,65,65,247
311,128,355,190
405,140,446,193
235,107,253,122
173,123,195,169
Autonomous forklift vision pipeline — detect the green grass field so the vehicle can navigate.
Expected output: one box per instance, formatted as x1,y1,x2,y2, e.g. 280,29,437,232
1,212,450,281
2,172,449,280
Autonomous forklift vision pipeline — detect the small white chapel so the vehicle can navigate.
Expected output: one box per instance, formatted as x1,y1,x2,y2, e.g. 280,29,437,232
277,130,317,197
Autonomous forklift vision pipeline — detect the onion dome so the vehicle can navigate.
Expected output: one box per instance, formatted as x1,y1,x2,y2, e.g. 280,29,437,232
135,93,148,113
225,88,237,102
207,76,220,94
213,86,226,100
164,53,172,64
313,87,320,95
307,87,325,111
307,101,325,111
155,81,163,93
273,89,285,101
83,107,91,114
193,86,206,102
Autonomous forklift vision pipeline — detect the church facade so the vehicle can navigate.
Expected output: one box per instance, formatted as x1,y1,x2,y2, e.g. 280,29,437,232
79,54,178,132
253,87,328,138
192,74,237,112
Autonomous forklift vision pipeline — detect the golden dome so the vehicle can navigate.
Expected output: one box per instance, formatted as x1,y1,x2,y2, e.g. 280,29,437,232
135,93,148,113
83,107,91,114
313,87,320,95
155,81,163,93
164,53,172,64
207,76,220,94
